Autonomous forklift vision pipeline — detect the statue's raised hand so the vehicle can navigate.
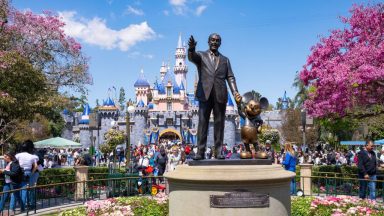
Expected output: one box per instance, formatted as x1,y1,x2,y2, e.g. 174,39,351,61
188,35,197,50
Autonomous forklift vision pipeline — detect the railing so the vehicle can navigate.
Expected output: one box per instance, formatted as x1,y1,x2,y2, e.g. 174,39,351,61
0,175,164,215
296,175,384,199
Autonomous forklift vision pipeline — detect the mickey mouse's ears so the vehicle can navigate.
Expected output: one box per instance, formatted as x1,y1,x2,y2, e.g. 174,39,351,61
241,91,269,109
241,91,255,104
260,97,269,109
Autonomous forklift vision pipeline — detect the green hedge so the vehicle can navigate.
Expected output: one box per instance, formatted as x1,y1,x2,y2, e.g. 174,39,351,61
38,168,75,185
36,167,127,186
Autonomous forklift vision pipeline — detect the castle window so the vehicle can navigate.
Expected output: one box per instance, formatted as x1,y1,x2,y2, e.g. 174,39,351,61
167,102,172,111
167,87,172,97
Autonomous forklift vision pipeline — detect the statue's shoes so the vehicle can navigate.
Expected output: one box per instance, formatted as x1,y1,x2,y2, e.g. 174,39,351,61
192,154,205,160
216,154,225,160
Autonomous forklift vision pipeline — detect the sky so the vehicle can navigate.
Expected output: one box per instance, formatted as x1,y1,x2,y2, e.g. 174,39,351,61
13,0,374,107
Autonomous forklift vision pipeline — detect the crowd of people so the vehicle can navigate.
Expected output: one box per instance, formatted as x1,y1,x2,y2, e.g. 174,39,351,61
0,138,382,214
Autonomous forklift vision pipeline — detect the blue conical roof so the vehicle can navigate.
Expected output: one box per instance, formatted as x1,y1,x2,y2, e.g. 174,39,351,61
179,82,185,90
82,104,91,115
162,71,175,85
134,69,150,87
227,93,234,106
79,104,91,124
137,99,145,107
173,83,180,94
282,91,288,110
282,91,288,102
153,80,158,90
158,82,165,94
103,97,115,106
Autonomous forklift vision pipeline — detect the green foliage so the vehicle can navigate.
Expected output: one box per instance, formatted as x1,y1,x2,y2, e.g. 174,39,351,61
259,128,280,145
59,207,86,216
38,168,75,185
319,118,358,142
103,129,125,153
292,71,308,108
281,108,319,148
119,87,126,111
99,144,111,155
88,167,125,184
119,196,169,216
364,113,384,140
291,197,313,216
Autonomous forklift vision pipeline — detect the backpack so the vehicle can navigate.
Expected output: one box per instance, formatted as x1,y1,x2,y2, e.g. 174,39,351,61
83,154,93,166
156,154,167,166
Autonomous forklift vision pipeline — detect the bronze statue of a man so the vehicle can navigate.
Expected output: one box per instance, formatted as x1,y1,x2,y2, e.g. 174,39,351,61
188,33,242,160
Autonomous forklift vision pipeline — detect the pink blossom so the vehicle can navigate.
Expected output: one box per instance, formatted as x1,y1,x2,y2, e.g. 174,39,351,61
299,3,384,118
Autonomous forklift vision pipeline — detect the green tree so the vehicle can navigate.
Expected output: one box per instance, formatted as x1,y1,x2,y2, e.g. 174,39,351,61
103,128,125,153
0,52,52,144
119,87,126,111
292,72,307,108
0,1,91,144
281,109,319,147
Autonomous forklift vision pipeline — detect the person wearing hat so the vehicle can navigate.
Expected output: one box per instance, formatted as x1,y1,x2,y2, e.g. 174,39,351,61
0,151,25,213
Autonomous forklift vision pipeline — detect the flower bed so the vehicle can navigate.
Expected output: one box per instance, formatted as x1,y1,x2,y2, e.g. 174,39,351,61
59,194,383,216
59,193,168,216
292,196,384,216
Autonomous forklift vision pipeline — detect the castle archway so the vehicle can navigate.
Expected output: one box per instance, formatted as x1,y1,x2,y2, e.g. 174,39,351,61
159,128,182,142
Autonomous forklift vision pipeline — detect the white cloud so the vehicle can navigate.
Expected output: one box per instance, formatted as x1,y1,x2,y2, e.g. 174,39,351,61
124,5,144,16
169,0,187,15
168,0,210,16
59,11,156,51
169,0,186,6
128,51,154,59
195,5,207,16
163,10,170,16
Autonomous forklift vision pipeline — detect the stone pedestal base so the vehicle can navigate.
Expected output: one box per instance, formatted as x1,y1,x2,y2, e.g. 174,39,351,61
74,166,89,200
164,164,295,216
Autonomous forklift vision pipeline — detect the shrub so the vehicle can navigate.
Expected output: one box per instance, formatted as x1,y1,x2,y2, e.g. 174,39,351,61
38,168,75,185
291,197,314,216
291,196,384,216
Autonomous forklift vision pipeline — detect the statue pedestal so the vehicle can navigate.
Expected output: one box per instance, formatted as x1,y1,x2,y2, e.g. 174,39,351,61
164,162,295,216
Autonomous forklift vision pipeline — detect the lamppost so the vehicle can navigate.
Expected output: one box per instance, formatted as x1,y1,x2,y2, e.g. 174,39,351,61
125,100,135,169
301,109,306,147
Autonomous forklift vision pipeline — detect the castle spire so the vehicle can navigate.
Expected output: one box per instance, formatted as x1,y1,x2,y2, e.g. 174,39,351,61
174,33,188,91
177,33,182,48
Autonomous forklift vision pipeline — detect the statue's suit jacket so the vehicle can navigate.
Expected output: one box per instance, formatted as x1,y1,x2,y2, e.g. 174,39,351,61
188,49,239,103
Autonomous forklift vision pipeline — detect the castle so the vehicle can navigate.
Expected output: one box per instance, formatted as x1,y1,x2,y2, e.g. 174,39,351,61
62,34,243,149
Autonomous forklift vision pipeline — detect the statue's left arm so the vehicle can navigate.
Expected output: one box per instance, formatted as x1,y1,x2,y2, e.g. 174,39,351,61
226,58,242,104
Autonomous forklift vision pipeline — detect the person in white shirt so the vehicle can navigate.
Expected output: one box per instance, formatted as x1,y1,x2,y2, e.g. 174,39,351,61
14,140,38,208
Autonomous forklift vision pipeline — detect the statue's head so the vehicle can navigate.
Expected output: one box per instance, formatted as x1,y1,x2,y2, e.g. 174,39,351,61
208,33,221,52
245,100,262,118
241,91,269,118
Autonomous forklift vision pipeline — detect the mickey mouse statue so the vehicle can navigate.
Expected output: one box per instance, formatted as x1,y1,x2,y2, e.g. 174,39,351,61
237,91,269,159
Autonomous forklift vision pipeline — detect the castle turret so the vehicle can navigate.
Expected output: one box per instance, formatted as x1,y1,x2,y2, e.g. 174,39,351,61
174,33,188,91
160,62,167,80
132,103,148,146
282,91,288,110
224,93,237,148
98,96,119,147
79,104,92,148
134,69,150,105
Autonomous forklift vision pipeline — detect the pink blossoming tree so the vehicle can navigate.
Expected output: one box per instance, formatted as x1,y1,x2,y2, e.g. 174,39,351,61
0,0,91,143
299,4,384,119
